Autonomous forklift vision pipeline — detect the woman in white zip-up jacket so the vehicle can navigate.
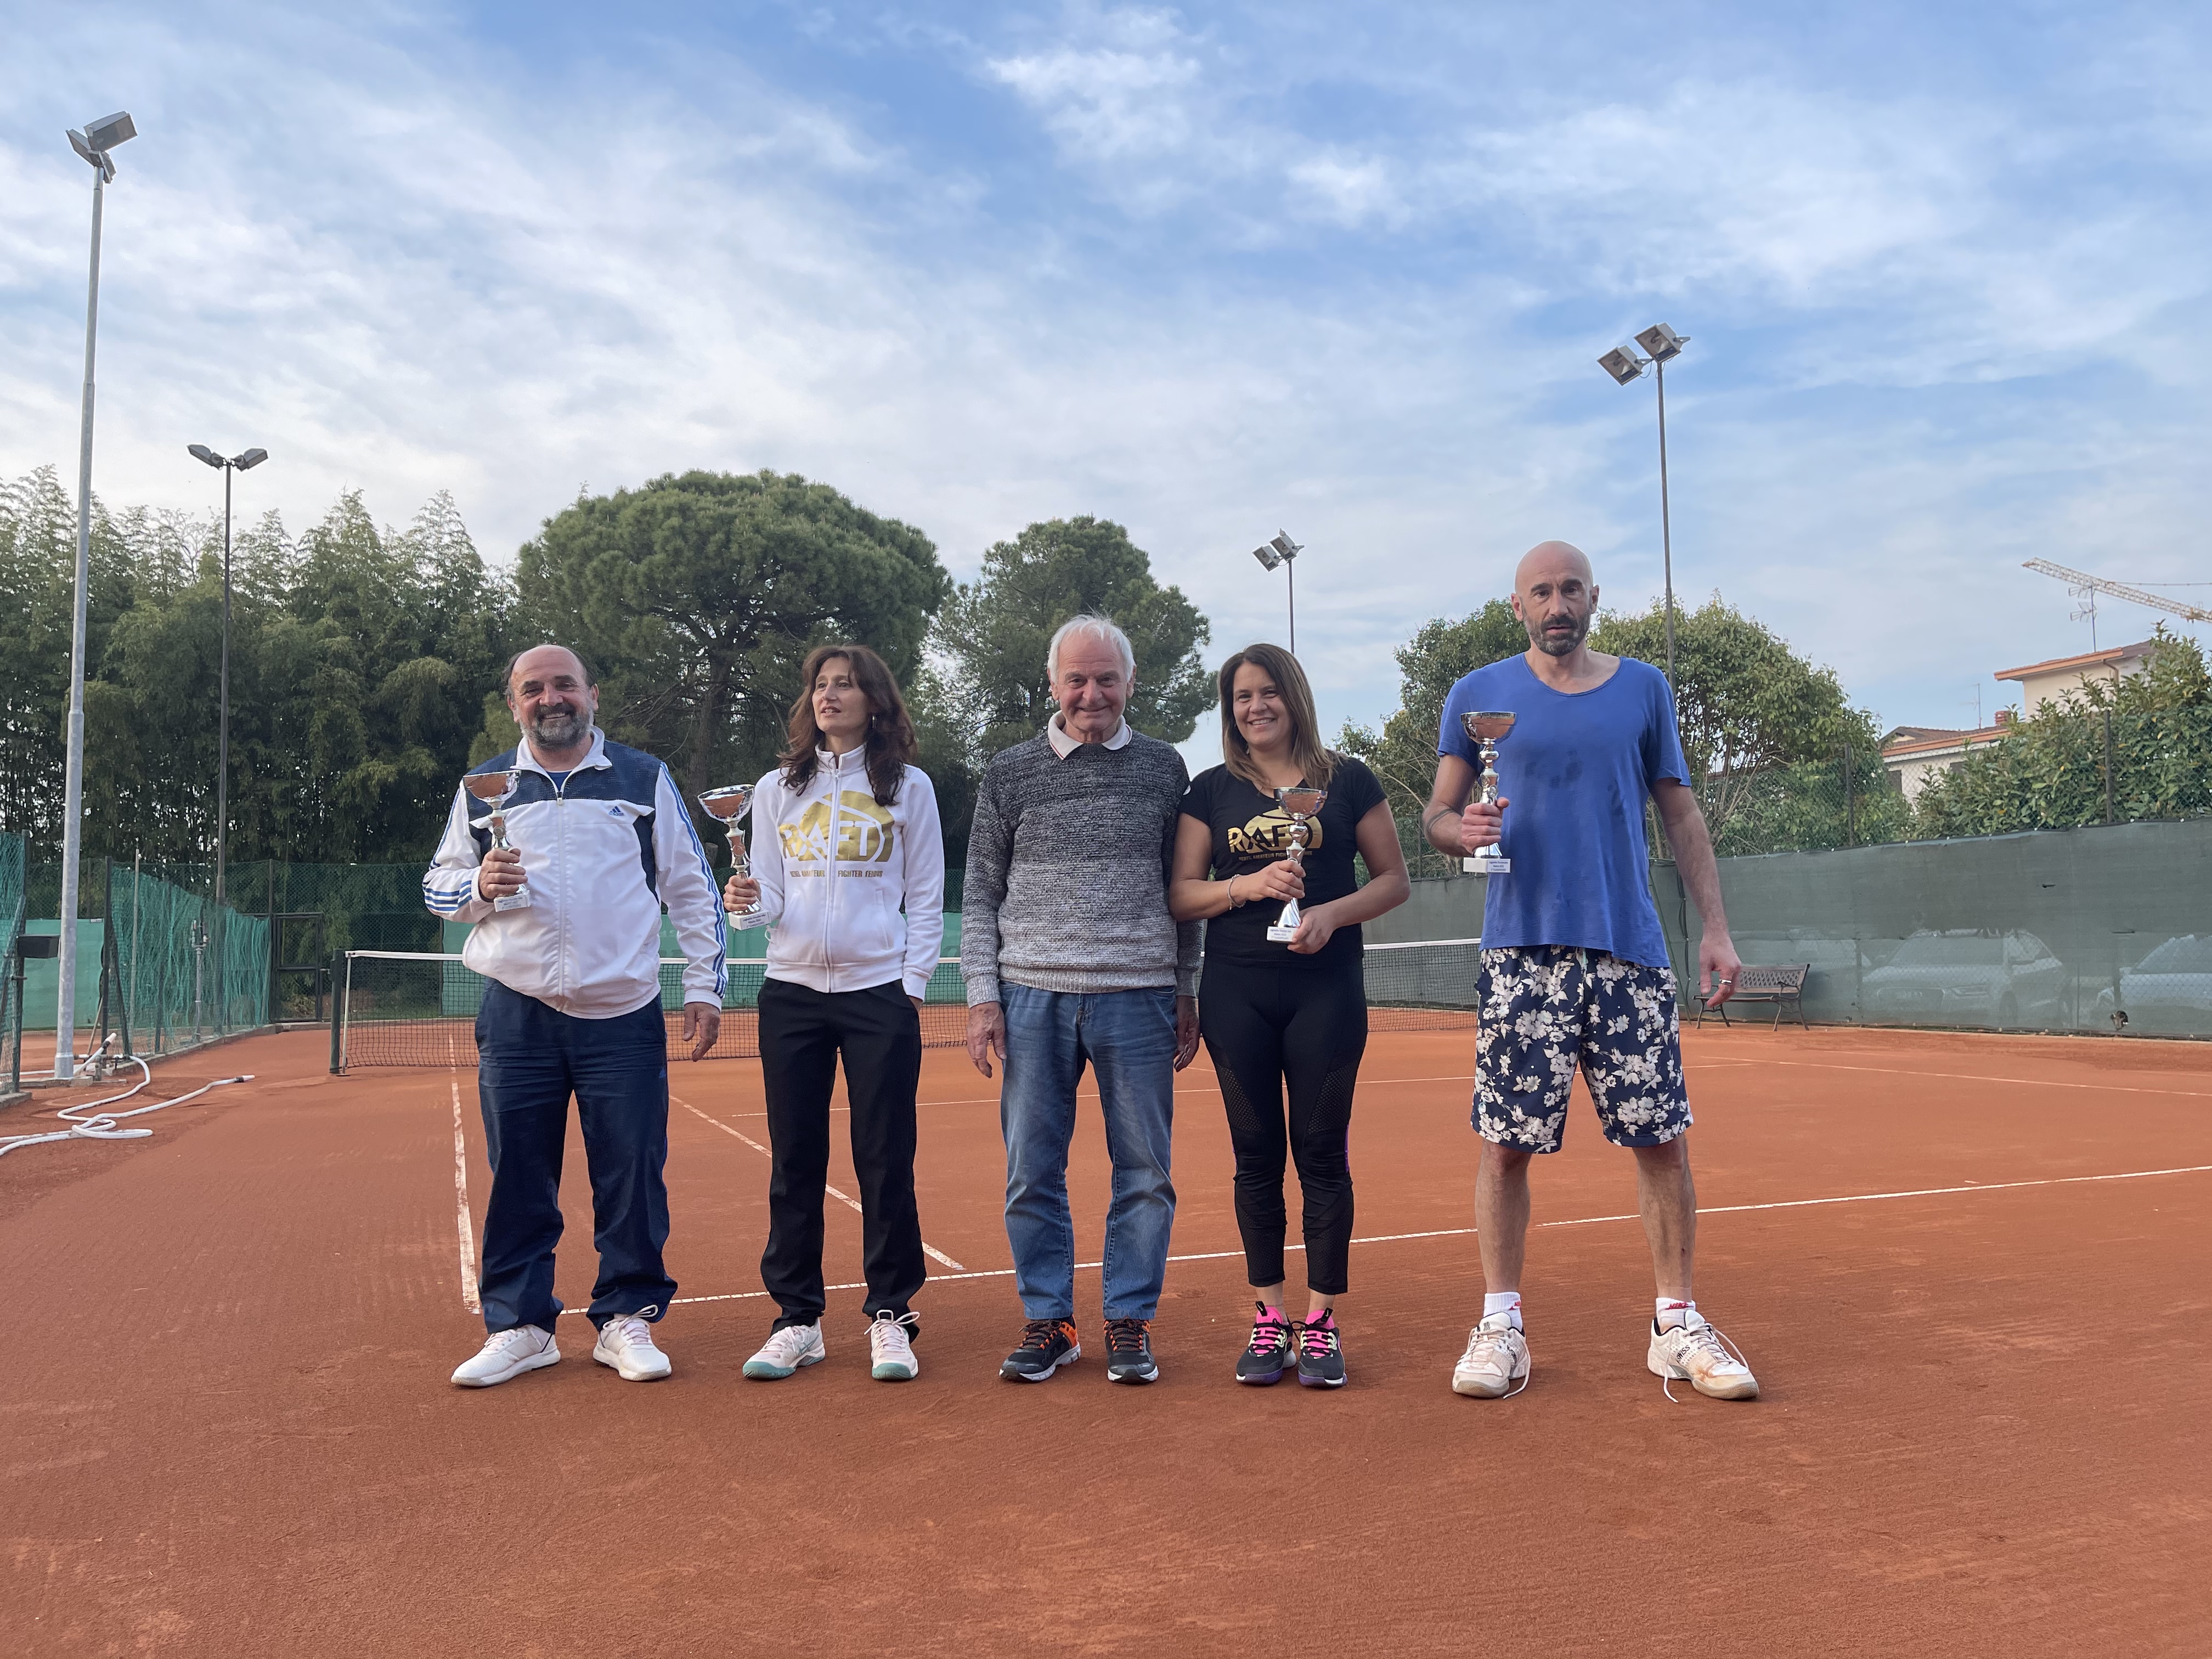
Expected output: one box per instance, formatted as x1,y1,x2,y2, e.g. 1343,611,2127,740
723,643,945,1385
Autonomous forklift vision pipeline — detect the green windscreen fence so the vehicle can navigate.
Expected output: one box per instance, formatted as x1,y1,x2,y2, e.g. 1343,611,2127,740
1,831,22,1080
104,862,270,1054
1654,816,2212,1038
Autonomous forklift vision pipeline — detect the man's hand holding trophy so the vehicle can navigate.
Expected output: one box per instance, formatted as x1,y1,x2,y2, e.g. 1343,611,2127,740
463,770,534,911
1458,711,1515,877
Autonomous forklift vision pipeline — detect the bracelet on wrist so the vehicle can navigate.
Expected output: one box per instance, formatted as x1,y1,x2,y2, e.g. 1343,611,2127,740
1226,876,1244,909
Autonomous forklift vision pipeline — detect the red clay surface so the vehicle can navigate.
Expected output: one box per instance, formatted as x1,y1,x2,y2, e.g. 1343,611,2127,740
3,1023,2208,1657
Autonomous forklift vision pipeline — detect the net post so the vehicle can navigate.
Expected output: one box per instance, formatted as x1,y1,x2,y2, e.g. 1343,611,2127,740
329,951,348,1074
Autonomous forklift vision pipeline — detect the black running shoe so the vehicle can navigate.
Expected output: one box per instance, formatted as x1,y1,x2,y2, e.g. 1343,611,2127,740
1103,1317,1159,1384
1000,1318,1081,1382
1295,1309,1346,1389
1236,1303,1296,1386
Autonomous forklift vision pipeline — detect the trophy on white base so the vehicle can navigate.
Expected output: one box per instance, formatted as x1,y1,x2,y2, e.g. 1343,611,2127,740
462,770,534,911
1461,711,1516,877
698,785,770,930
1265,785,1329,944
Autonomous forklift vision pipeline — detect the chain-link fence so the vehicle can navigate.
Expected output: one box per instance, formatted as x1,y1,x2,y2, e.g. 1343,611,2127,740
13,857,272,1068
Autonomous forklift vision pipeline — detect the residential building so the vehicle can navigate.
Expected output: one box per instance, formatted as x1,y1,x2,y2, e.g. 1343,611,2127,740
1994,640,2156,713
1882,715,2017,802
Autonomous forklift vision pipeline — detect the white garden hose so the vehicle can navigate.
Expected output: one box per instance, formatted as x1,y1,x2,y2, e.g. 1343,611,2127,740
0,1049,252,1160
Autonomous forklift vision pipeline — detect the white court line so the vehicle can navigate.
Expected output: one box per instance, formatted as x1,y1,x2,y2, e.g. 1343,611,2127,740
608,1160,2212,1312
1686,1053,2212,1100
671,1091,966,1271
447,1045,481,1313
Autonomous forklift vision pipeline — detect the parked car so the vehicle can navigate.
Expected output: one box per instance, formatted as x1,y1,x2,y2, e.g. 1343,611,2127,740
2095,935,2212,1035
1860,929,2067,1027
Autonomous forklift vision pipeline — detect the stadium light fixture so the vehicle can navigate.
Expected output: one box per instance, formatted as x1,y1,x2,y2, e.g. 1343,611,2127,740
1249,531,1304,652
1598,345,1646,386
1598,325,1691,696
52,109,137,1080
185,443,272,941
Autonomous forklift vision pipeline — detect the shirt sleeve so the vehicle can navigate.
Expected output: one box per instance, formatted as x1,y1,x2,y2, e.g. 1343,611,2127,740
898,769,946,1001
651,764,730,1007
1340,755,1387,821
961,762,1013,1007
746,770,789,930
422,786,494,925
1643,669,1693,788
1179,766,1214,826
1437,675,1481,764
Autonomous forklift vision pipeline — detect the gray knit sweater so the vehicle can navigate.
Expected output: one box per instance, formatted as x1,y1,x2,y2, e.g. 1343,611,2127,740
961,730,1201,1005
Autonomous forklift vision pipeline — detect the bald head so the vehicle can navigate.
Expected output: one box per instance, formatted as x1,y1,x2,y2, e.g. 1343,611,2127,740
1511,540,1599,659
504,643,600,759
1515,540,1594,592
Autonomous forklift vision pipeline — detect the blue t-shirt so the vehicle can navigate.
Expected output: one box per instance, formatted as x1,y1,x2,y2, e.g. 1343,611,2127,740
1438,653,1689,968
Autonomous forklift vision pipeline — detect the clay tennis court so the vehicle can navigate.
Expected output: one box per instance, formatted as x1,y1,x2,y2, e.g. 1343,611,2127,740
5,1022,2208,1657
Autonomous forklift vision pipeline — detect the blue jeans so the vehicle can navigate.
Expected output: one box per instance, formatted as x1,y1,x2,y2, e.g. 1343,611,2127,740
998,984,1178,1322
474,980,676,1332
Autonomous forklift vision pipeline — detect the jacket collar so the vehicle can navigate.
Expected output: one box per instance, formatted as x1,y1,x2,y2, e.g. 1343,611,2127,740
514,726,610,778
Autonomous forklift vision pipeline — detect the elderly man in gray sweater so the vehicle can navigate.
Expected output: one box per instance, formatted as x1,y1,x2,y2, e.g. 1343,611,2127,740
964,614,1203,1385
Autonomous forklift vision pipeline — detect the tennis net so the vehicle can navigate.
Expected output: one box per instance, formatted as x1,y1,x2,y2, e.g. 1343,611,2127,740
330,938,1483,1071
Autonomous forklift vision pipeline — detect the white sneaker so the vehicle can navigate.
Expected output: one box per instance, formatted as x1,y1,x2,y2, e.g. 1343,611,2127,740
1647,1310,1758,1400
743,1322,826,1379
452,1324,560,1388
592,1314,673,1381
868,1311,920,1381
1451,1313,1531,1398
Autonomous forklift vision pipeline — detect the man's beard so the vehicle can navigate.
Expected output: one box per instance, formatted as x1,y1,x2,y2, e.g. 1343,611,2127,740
1530,612,1589,658
526,704,589,747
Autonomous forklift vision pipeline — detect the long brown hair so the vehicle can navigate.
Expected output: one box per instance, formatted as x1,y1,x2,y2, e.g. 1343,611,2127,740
779,644,917,805
1217,642,1335,795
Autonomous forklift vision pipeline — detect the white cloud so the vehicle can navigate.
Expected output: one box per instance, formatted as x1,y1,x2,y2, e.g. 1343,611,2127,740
0,0,2207,755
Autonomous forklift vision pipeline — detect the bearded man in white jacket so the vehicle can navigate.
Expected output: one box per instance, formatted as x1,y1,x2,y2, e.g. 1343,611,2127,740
426,645,727,1389
720,644,945,1384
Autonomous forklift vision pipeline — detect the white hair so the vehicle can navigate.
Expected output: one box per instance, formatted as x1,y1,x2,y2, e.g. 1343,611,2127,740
1046,614,1136,684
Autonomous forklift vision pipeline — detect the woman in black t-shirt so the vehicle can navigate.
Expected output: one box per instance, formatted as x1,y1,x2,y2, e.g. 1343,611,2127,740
1170,642,1409,1388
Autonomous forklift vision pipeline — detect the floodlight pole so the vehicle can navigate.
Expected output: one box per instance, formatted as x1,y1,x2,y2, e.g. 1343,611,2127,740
53,166,108,1079
1654,357,1677,696
1286,555,1296,655
216,462,232,915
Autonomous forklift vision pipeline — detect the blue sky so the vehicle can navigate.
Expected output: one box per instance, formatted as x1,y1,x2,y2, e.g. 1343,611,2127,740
5,1,2209,765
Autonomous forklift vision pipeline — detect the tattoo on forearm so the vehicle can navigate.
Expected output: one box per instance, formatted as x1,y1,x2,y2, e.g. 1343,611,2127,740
1422,806,1456,834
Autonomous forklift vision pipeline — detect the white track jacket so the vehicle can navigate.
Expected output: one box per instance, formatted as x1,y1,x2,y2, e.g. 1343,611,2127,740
748,749,945,1000
422,729,727,1019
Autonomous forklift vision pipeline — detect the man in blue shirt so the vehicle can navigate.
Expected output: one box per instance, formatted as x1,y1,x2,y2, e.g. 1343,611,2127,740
1423,541,1758,1403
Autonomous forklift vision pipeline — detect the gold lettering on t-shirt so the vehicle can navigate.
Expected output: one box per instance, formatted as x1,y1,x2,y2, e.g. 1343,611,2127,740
1226,808,1324,859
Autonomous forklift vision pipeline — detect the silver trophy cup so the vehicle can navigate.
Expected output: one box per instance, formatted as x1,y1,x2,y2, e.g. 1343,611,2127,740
1265,784,1330,944
698,785,770,930
1460,711,1516,876
462,770,535,911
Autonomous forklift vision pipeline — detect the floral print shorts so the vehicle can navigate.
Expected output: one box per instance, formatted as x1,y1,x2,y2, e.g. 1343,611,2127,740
1473,945,1691,1152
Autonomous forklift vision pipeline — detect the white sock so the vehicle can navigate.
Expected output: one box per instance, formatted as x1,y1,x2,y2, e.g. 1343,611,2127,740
1656,1297,1696,1331
1483,1291,1522,1330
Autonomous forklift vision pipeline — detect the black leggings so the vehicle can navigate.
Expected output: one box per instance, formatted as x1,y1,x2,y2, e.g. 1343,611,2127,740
1198,957,1369,1297
757,977,926,1333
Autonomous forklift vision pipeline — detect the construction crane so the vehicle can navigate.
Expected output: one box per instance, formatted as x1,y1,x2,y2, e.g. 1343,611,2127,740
2022,560,2212,630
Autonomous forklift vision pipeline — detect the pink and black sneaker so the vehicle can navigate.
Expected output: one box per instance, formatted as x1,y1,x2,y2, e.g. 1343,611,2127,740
1235,1302,1296,1385
1295,1309,1346,1389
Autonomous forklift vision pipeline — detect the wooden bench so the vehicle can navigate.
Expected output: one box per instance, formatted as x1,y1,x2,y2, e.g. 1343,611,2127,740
1696,962,1809,1029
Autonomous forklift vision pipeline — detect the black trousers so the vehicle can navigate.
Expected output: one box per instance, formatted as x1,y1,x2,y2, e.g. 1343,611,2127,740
1198,956,1369,1296
757,977,926,1331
